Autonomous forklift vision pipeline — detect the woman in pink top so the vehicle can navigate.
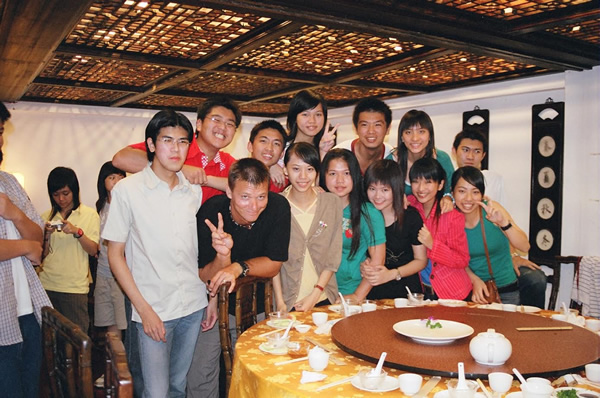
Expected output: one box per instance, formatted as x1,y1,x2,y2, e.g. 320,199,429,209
407,157,472,300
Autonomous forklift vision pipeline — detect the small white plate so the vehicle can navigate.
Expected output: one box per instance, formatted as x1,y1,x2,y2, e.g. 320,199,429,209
520,305,542,313
258,342,288,355
351,375,399,392
434,390,486,398
328,304,341,313
438,299,468,307
476,303,504,311
266,314,296,329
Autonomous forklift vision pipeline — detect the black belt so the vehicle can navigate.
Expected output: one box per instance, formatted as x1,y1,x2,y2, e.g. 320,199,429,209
497,280,519,293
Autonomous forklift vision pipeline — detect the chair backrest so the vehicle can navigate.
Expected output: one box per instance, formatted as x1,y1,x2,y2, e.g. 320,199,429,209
42,306,93,398
218,276,273,396
104,332,133,398
547,255,582,310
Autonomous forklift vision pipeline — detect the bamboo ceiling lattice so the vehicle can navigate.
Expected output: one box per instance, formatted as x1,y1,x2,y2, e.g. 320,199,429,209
0,0,597,116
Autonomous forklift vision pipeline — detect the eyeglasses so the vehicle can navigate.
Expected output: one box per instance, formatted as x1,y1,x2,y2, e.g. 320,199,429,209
158,136,191,147
209,116,237,130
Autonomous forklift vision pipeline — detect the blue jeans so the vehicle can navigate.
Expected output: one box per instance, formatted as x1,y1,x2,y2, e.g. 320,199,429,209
499,289,520,305
136,309,203,398
0,313,42,398
124,295,144,398
517,266,547,309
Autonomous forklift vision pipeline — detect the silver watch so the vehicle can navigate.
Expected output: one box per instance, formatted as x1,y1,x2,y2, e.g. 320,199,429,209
395,268,402,281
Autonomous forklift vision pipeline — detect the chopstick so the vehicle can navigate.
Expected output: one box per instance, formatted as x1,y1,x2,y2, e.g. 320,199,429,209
516,326,572,331
315,376,355,391
477,378,492,398
274,356,308,366
258,328,284,338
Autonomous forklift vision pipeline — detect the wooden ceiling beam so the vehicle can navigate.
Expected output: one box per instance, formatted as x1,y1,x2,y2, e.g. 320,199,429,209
188,0,598,70
508,1,600,34
111,19,302,107
32,77,141,93
0,0,94,101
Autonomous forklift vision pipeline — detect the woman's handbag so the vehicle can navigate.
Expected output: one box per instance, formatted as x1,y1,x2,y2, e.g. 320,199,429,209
480,208,502,304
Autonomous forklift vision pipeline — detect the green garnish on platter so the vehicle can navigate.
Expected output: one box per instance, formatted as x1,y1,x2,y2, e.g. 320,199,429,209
556,389,578,398
424,316,442,329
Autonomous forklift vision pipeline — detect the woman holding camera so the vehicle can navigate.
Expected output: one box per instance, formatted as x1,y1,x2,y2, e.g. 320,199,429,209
39,167,99,332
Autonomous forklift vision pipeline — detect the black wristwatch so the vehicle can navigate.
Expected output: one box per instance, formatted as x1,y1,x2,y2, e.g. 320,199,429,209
500,222,513,231
238,261,249,278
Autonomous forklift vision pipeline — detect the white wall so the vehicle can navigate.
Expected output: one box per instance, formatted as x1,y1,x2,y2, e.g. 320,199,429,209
2,67,598,258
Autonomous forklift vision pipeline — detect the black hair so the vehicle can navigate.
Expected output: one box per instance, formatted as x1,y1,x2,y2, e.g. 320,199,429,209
409,157,446,222
96,161,126,212
0,103,11,123
228,158,270,189
320,148,373,258
364,159,405,230
284,142,320,172
145,109,194,161
197,96,242,128
451,166,486,196
249,119,287,143
47,167,81,220
452,128,488,154
286,90,327,148
396,109,436,177
352,98,392,128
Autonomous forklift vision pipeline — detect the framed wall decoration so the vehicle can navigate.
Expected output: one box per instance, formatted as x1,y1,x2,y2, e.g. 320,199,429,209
528,99,564,264
462,106,490,170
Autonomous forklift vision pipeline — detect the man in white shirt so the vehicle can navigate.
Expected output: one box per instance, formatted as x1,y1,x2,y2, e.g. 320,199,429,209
334,98,394,174
103,110,214,398
0,102,52,398
452,129,547,308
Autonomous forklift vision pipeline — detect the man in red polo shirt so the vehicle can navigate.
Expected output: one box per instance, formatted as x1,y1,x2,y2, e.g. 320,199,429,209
113,96,242,204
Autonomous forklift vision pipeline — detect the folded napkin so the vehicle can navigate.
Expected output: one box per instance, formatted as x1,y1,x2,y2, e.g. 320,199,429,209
314,319,341,335
300,371,327,384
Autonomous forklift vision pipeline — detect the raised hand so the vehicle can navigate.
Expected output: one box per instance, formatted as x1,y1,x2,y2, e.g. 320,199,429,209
205,213,233,256
478,200,506,227
417,224,433,250
269,164,286,188
319,123,339,156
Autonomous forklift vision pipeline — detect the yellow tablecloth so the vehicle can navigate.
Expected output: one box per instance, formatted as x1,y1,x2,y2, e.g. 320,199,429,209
228,301,597,397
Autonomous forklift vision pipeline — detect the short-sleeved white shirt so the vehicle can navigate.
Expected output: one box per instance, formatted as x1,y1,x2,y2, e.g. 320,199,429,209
102,165,207,323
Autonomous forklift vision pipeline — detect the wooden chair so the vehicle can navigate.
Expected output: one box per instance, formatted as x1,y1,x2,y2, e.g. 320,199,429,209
104,332,133,398
218,276,273,396
547,255,582,310
42,306,93,398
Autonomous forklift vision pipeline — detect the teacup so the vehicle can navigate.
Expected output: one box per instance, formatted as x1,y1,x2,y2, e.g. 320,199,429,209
586,363,600,383
395,298,409,308
520,381,554,398
526,377,550,386
266,333,289,350
585,318,600,332
362,300,377,312
312,312,328,326
489,372,513,394
551,314,568,322
408,293,425,306
294,324,311,333
398,373,423,396
358,369,387,390
447,379,478,398
308,347,329,371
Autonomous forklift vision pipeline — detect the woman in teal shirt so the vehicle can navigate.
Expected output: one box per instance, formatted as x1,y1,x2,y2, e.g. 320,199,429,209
451,166,530,305
320,149,386,301
395,110,454,195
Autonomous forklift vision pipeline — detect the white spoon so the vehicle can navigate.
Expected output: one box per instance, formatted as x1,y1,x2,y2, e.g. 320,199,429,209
512,368,527,385
338,292,350,315
405,286,414,299
281,316,294,339
370,352,387,375
561,302,569,315
457,362,468,390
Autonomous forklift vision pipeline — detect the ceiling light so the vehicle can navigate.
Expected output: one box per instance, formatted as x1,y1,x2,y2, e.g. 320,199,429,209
124,0,135,5
137,2,149,8
423,75,428,79
572,26,581,32
394,46,402,51
345,58,353,63
470,67,477,71
350,49,359,54
503,7,513,14
460,57,467,62
409,67,416,72
306,61,312,65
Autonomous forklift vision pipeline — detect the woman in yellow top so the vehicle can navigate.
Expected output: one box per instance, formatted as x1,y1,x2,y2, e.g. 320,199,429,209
40,167,99,332
273,143,343,312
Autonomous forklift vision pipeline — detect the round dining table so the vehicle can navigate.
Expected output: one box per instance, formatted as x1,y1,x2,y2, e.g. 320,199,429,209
229,301,600,397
